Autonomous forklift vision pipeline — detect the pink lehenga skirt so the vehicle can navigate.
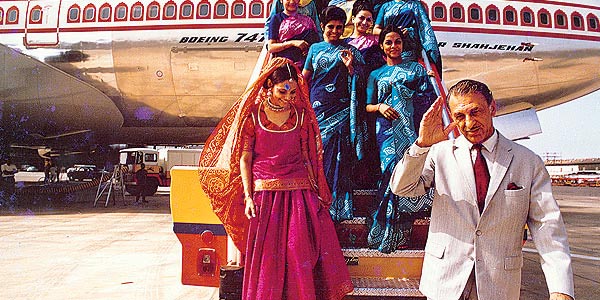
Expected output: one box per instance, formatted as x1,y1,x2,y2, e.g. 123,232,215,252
243,189,353,300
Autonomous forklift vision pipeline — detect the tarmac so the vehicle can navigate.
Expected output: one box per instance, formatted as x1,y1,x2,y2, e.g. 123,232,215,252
0,173,598,300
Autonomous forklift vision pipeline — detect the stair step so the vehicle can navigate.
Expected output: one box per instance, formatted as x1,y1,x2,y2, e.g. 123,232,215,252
345,276,424,298
343,248,424,278
336,217,430,249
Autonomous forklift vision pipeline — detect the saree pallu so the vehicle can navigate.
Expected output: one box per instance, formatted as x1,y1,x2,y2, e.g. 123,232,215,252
275,14,320,66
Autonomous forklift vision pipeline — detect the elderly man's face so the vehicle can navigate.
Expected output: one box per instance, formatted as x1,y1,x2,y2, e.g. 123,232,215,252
448,92,496,144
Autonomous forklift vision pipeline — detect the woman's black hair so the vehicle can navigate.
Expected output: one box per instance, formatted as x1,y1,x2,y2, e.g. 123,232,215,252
263,63,298,89
320,6,347,26
378,24,404,47
351,0,374,17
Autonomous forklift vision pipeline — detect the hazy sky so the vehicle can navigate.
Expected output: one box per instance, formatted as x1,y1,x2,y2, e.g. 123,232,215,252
516,90,600,159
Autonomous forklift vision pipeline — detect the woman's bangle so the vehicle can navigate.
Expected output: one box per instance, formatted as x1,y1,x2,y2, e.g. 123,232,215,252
377,103,382,112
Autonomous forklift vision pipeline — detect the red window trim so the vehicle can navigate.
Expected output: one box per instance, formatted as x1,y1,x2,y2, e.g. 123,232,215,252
214,0,229,19
163,1,177,20
249,0,264,18
587,13,600,32
266,0,273,16
147,2,160,20
0,8,4,25
520,7,535,27
197,1,211,19
503,6,517,26
131,2,144,21
180,1,194,19
114,3,128,22
467,3,482,24
67,5,81,23
485,4,500,25
98,4,112,22
571,12,584,31
431,2,447,22
6,6,19,25
83,4,96,23
554,10,568,29
29,5,43,24
537,8,551,28
449,3,465,23
231,0,246,19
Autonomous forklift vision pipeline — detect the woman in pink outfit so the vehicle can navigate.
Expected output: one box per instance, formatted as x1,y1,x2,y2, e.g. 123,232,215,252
199,57,353,300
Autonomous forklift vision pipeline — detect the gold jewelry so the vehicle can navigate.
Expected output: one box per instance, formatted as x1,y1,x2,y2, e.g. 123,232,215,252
265,97,288,112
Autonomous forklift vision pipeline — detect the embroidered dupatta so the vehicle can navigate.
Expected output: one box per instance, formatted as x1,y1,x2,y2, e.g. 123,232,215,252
198,57,331,251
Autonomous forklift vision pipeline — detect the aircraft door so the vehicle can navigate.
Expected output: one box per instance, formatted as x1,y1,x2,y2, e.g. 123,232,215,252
25,0,61,47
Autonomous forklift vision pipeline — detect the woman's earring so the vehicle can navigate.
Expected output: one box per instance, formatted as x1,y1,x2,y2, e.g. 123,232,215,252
267,90,272,98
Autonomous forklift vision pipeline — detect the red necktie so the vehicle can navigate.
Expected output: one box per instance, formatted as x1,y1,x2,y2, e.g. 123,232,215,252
473,144,490,214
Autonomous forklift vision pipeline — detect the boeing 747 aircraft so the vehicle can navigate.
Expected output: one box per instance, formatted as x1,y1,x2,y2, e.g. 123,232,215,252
0,0,598,153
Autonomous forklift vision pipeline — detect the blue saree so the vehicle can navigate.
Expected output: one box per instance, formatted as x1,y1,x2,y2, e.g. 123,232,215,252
365,61,436,253
304,41,366,222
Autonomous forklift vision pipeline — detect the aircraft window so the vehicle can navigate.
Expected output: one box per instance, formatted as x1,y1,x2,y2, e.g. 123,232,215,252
589,15,599,30
165,4,176,18
68,7,80,22
452,7,461,20
148,4,159,19
467,4,482,23
84,6,96,22
115,5,127,21
6,7,18,24
572,14,583,29
215,3,227,17
432,4,446,21
503,6,517,25
132,4,143,20
485,5,500,24
181,4,193,18
0,9,3,25
98,6,111,22
233,3,245,17
31,8,42,23
554,10,568,29
250,2,263,17
197,3,210,18
539,12,549,26
469,8,479,21
522,11,532,25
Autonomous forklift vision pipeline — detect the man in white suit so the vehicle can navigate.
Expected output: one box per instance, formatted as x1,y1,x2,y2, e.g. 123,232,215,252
390,80,574,300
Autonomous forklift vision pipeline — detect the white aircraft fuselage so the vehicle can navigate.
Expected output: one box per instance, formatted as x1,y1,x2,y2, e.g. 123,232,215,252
0,0,598,149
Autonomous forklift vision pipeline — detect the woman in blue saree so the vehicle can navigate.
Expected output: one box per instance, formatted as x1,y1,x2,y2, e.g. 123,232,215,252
373,0,441,74
365,25,436,252
303,6,366,222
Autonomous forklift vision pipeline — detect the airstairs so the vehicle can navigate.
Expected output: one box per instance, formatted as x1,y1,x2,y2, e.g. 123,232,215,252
339,189,428,300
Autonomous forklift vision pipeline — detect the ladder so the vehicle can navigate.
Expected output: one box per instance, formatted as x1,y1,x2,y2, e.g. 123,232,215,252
94,165,125,207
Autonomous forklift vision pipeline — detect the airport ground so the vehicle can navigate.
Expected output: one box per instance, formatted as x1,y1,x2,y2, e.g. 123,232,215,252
0,173,598,300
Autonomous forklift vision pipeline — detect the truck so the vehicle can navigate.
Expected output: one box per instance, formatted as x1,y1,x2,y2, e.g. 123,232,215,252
119,147,203,196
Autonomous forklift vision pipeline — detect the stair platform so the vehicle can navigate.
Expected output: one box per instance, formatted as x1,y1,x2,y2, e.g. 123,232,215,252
344,277,425,299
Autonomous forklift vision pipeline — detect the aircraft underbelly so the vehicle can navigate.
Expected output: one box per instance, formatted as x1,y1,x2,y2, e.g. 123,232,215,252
0,44,123,141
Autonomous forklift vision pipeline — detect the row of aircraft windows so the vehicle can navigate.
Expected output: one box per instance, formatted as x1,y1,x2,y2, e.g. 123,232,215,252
0,2,598,32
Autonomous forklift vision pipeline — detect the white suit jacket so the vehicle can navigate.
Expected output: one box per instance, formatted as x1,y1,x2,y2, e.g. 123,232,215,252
390,132,574,300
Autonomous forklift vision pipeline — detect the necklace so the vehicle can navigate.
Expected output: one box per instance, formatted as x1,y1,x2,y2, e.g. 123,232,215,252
265,98,288,112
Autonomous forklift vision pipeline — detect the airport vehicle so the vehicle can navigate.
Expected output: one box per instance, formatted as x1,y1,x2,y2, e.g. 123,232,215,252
119,147,202,195
0,0,598,154
66,164,101,181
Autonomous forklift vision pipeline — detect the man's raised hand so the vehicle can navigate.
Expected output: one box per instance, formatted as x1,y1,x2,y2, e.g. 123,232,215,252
415,96,457,147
